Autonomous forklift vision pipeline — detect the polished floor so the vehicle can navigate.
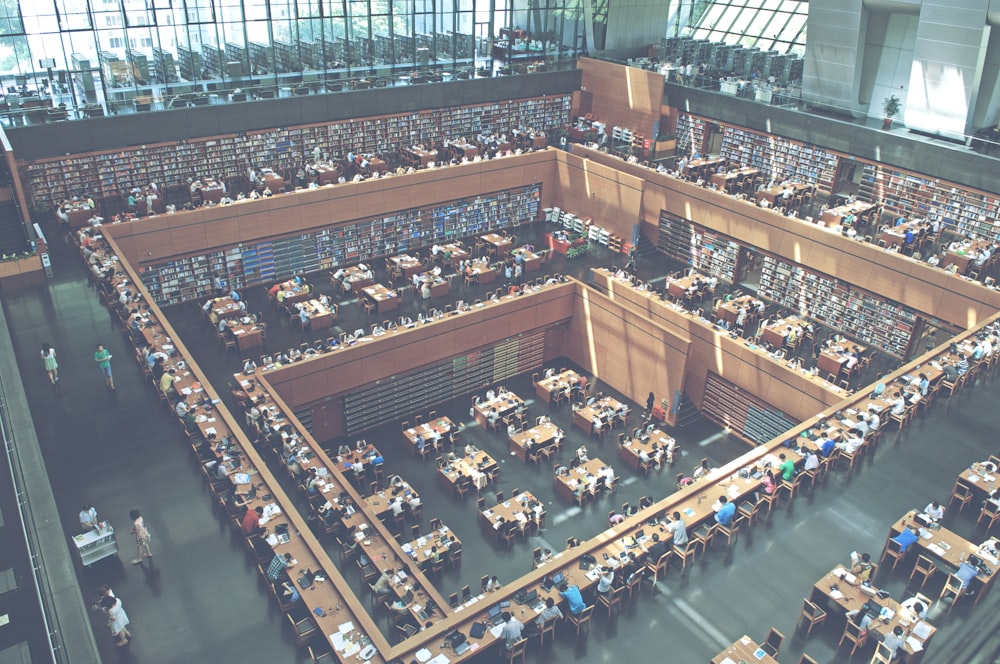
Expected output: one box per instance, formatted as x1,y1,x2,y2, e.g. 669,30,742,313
3,218,1000,663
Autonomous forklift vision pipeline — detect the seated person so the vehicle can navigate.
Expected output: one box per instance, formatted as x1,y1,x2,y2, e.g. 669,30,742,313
923,500,945,523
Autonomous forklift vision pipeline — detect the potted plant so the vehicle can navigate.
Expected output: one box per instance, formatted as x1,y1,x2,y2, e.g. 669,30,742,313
882,95,901,130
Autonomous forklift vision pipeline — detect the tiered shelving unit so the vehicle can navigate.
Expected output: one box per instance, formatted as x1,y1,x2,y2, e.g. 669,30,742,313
657,211,739,282
23,95,570,208
138,184,540,305
758,255,917,358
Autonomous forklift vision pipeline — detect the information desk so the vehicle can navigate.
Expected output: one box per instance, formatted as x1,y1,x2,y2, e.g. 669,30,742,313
511,247,543,271
811,565,936,663
883,512,998,606
509,422,560,461
438,451,497,493
388,254,423,279
572,396,627,434
711,635,778,664
472,391,524,427
361,284,399,313
553,458,609,503
401,417,455,455
618,428,676,471
481,233,513,256
478,491,541,542
534,369,584,403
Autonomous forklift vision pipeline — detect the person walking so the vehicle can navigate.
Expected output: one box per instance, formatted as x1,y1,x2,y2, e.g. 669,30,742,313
94,344,115,391
129,509,152,564
41,342,59,384
99,595,132,646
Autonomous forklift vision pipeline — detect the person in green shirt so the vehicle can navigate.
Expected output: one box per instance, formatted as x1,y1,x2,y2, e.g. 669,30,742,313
94,344,115,391
778,453,795,481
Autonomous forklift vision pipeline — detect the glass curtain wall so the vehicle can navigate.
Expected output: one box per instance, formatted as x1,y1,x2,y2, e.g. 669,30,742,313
0,0,581,118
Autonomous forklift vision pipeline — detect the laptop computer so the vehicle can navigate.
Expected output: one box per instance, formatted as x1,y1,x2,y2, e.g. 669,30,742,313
402,589,414,604
486,604,505,626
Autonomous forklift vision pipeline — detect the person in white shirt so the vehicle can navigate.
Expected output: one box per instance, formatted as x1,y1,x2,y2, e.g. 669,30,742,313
890,395,906,416
900,596,928,619
837,429,865,454
923,501,944,522
802,449,819,472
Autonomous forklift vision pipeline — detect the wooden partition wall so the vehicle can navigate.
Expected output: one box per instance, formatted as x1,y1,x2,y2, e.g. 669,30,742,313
576,146,1000,330
105,150,556,268
577,57,665,140
551,151,644,239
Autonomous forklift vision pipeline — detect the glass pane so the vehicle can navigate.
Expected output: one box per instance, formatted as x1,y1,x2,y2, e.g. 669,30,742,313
58,0,93,30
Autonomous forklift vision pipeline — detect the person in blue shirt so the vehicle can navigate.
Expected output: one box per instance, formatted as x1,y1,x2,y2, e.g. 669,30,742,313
230,289,241,301
558,583,586,615
892,525,919,552
714,496,736,526
819,437,836,458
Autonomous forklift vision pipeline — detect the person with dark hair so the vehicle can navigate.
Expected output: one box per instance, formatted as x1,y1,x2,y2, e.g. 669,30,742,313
129,509,152,564
558,582,586,615
100,594,132,646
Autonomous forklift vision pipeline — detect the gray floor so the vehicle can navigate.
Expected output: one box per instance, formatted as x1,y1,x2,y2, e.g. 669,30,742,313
3,218,1000,663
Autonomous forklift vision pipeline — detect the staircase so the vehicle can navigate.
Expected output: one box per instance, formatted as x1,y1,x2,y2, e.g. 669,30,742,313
633,232,659,260
673,392,703,428
0,200,31,257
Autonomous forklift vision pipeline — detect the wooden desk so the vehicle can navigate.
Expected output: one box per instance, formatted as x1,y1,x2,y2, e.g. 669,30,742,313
755,182,813,206
416,272,449,298
959,461,998,500
553,458,608,503
473,391,524,427
884,512,998,606
401,417,455,454
402,526,460,567
512,247,543,271
618,428,675,471
478,491,540,541
65,202,96,228
572,396,626,434
341,266,374,292
534,369,584,403
272,279,313,305
440,243,470,267
403,147,438,167
942,239,993,275
481,233,513,257
509,422,559,461
437,451,497,492
710,167,759,193
880,220,930,249
451,142,478,158
195,179,225,204
667,273,704,300
293,299,335,330
364,482,419,520
209,297,243,323
262,173,285,192
388,254,424,279
684,157,725,179
311,161,343,184
464,262,497,285
817,342,866,377
820,201,874,228
759,315,809,350
711,635,777,664
811,566,936,663
361,284,399,313
225,318,264,350
715,295,761,326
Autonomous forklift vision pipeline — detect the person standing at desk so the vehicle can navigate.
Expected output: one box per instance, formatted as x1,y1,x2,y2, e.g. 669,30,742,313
94,344,115,392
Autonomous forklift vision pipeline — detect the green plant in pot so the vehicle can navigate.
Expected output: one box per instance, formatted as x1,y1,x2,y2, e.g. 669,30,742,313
882,95,901,130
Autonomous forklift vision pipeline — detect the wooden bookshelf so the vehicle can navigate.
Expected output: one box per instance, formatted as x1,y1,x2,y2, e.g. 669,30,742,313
674,113,706,156
702,372,798,445
342,330,546,434
657,210,739,282
139,183,541,305
758,255,917,358
857,164,1000,241
21,95,571,208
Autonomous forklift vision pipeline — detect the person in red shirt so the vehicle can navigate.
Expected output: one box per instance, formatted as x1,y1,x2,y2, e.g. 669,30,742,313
242,506,265,536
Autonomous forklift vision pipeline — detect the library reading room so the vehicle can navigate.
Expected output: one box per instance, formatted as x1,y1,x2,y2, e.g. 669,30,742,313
1,1,1000,663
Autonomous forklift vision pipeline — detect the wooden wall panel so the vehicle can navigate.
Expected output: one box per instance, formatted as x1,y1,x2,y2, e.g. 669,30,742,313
578,58,664,138
552,151,644,238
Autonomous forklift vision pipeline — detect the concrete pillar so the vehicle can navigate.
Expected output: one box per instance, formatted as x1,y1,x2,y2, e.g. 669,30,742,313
802,0,868,116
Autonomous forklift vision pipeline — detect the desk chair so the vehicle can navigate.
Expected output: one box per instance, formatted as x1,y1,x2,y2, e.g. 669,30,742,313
781,471,809,502
948,480,974,512
761,627,784,657
880,537,907,574
505,637,528,664
798,655,818,664
565,605,593,639
711,520,740,549
447,545,463,568
870,641,894,664
797,599,827,636
978,499,1000,531
538,616,558,645
285,608,319,649
838,619,869,658
308,644,338,663
940,573,965,609
908,554,937,589
674,537,702,572
624,569,645,600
